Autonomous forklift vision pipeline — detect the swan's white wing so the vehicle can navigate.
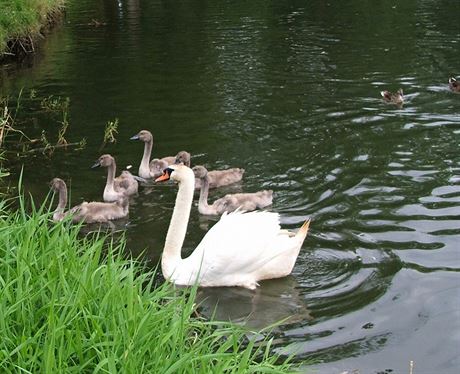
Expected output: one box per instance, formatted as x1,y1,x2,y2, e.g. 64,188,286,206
186,210,286,277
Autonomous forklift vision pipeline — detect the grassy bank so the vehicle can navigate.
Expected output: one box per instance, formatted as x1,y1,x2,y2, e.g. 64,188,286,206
0,195,295,373
0,0,65,58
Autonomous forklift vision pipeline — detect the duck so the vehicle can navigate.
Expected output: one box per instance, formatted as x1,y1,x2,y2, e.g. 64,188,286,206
380,88,404,105
154,164,310,289
50,178,129,223
449,77,460,92
130,130,176,178
175,151,245,189
193,165,273,215
91,154,138,202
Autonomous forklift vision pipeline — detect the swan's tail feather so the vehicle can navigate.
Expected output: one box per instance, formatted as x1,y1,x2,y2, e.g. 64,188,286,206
296,219,311,244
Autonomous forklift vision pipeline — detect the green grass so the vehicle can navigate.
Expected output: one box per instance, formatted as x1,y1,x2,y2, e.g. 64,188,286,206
0,194,296,373
0,0,65,55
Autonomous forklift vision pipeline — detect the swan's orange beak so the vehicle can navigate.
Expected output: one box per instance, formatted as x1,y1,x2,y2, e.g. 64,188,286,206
155,174,169,182
155,168,172,182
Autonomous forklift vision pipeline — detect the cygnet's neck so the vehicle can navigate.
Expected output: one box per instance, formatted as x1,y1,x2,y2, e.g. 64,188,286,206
197,175,213,215
54,183,68,221
139,140,153,177
105,159,117,193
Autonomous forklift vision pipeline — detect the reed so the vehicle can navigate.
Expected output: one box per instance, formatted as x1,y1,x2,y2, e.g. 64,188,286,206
0,194,296,373
0,89,30,147
1,91,85,155
104,118,119,144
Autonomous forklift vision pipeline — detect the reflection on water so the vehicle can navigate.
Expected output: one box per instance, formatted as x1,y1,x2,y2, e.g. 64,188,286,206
1,0,460,373
196,276,312,330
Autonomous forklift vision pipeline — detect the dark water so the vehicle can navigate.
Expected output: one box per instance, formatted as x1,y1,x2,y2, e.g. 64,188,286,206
1,1,460,373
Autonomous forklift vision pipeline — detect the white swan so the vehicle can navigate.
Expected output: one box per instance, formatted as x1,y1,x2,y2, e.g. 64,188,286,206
155,164,310,289
130,130,176,178
92,154,138,202
50,178,129,223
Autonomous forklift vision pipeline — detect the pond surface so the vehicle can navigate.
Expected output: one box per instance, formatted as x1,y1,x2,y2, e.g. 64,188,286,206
1,0,460,373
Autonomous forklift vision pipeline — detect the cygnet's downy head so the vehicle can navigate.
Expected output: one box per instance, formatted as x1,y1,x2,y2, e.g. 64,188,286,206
192,165,208,179
92,154,115,168
174,151,191,167
50,177,66,192
130,129,153,143
150,158,168,175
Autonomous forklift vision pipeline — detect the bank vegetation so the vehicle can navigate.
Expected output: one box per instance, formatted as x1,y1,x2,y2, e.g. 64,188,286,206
0,0,65,60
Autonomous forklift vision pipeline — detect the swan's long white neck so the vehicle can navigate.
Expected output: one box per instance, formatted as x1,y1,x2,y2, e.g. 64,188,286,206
162,168,195,279
139,140,153,177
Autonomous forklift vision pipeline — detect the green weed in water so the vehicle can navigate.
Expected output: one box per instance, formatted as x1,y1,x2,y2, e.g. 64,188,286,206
0,90,31,147
57,111,69,146
40,95,69,113
1,91,86,155
104,118,119,144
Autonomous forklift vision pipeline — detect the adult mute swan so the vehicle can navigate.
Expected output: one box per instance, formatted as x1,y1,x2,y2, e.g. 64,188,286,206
175,151,245,189
155,164,310,289
130,130,176,178
92,154,138,202
193,165,273,215
50,178,129,223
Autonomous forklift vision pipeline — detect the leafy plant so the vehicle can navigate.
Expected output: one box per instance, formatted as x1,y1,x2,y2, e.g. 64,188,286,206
40,95,69,112
1,91,86,156
57,112,69,145
29,88,37,99
0,91,30,147
104,118,119,144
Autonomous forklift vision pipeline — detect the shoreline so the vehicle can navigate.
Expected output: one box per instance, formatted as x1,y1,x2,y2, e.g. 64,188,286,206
0,0,66,63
